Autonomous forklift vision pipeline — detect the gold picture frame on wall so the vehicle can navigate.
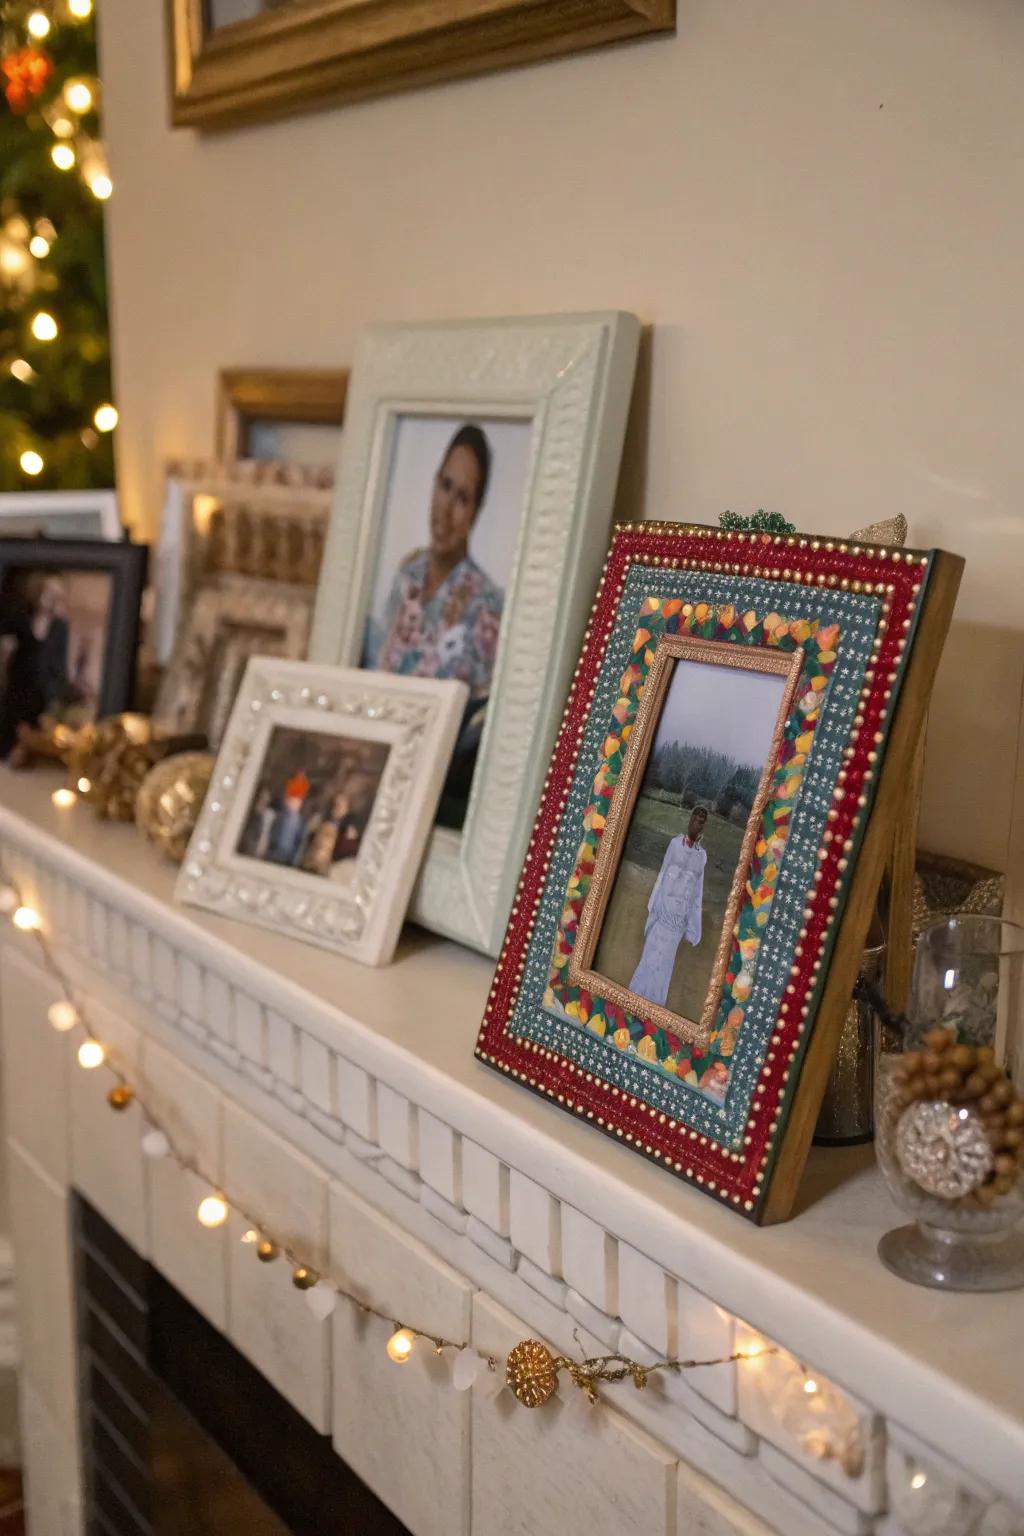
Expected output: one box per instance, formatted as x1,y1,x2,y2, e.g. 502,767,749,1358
216,368,349,465
167,0,676,131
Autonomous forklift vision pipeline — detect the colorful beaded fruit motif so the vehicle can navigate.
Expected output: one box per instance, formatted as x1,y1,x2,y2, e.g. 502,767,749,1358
543,598,840,1097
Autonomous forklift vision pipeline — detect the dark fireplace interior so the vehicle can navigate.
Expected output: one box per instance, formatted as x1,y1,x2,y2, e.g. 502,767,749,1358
73,1196,410,1536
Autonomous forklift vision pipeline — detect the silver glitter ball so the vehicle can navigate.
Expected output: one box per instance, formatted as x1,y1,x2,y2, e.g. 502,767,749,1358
895,1100,994,1199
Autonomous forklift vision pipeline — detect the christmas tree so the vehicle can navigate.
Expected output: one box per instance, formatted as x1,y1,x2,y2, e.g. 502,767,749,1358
0,0,114,492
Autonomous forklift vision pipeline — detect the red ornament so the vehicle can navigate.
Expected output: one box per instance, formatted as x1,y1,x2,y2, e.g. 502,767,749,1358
2,47,53,113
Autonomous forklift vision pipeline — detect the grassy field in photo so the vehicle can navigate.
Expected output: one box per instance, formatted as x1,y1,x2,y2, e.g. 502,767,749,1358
593,792,745,1024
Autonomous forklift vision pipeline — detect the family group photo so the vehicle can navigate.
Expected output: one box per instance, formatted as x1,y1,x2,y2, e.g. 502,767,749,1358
236,724,390,881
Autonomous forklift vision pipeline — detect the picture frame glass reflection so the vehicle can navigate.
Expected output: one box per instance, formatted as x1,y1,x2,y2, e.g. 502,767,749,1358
207,0,297,30
242,418,341,466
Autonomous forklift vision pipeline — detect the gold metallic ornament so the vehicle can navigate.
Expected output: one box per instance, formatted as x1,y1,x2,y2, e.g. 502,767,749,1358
136,751,215,862
58,716,208,825
896,1099,993,1198
256,1239,280,1263
292,1265,318,1290
850,514,908,547
505,1339,559,1408
107,1084,134,1112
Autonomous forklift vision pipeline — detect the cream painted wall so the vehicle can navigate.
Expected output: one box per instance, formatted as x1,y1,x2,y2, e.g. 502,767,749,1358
97,0,1024,879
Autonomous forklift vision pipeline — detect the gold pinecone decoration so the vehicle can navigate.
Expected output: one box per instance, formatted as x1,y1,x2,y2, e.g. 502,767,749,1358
893,1027,1024,1206
505,1339,559,1408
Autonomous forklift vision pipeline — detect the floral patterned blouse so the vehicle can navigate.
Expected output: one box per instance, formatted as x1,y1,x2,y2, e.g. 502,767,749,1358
371,549,503,702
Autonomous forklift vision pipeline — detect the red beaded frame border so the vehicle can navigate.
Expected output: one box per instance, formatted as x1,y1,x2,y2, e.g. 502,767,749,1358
476,522,931,1219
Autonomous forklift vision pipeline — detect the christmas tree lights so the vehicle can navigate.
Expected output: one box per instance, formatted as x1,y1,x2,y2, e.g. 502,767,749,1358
0,0,114,489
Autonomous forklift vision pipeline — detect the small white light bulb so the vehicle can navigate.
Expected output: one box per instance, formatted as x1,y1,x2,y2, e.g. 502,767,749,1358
803,1378,818,1395
64,79,93,113
27,11,50,38
12,905,40,931
20,451,44,477
69,0,93,15
386,1328,415,1365
48,1001,78,1032
89,174,113,201
31,310,58,341
77,1039,105,1069
29,235,50,258
197,1195,229,1229
77,776,92,794
910,1471,928,1491
51,143,76,171
10,359,35,383
141,1129,170,1160
52,787,76,808
93,403,118,432
241,1228,259,1245
304,1282,338,1321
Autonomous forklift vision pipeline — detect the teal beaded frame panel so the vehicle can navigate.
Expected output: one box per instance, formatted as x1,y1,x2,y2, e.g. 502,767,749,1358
477,522,952,1220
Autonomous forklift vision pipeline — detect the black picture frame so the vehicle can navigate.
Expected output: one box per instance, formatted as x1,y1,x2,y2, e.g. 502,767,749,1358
0,536,148,738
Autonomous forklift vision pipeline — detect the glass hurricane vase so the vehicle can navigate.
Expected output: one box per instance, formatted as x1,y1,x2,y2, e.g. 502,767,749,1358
875,915,1024,1291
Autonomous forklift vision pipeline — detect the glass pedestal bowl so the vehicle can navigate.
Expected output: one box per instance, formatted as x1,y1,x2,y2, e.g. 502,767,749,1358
875,915,1024,1292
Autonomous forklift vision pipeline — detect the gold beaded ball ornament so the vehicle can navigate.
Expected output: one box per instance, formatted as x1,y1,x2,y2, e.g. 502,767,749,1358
136,751,216,862
505,1339,559,1408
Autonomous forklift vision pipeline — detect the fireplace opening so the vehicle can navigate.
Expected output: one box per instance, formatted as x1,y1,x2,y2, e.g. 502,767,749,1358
73,1196,410,1536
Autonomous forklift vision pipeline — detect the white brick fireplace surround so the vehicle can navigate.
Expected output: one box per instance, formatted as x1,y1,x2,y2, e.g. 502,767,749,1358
1,770,1022,1536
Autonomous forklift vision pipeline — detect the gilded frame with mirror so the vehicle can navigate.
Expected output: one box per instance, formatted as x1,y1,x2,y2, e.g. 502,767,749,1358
216,367,348,464
167,0,675,131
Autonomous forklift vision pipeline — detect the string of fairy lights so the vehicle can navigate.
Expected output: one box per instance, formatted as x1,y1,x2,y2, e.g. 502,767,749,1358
0,811,872,1464
2,0,118,480
0,851,755,1405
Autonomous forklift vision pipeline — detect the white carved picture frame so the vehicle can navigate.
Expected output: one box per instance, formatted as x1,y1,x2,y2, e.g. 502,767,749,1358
177,657,467,966
309,312,640,955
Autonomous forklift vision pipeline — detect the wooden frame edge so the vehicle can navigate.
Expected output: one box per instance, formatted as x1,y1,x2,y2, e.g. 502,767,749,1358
758,549,965,1224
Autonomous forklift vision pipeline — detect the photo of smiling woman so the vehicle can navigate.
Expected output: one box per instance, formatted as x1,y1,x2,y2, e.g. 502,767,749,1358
371,424,502,697
365,414,532,826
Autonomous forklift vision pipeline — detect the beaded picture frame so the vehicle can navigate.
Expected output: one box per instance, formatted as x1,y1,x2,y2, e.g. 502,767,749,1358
476,522,962,1223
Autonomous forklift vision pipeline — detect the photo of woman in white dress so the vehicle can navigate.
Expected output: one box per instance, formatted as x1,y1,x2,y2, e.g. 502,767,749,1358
592,656,790,1027
628,806,707,1007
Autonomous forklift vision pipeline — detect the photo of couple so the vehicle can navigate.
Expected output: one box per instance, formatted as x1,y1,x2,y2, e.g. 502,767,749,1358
237,725,390,881
0,565,111,758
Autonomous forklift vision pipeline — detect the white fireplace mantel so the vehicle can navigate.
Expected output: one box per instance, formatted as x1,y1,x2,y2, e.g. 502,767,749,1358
1,765,1022,1536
